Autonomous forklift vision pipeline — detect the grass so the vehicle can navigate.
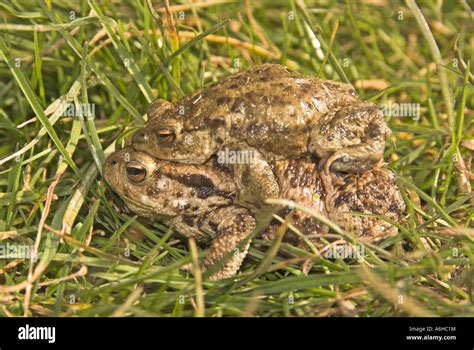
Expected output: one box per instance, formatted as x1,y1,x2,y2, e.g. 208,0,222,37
0,0,472,317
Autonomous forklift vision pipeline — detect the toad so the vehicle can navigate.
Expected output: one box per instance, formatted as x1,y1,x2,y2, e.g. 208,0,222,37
132,64,390,207
104,148,404,280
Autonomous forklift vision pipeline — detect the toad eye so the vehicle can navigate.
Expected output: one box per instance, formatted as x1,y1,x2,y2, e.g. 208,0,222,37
126,161,147,183
156,129,176,144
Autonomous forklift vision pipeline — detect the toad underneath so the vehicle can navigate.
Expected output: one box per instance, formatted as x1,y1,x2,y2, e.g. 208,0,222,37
104,148,404,280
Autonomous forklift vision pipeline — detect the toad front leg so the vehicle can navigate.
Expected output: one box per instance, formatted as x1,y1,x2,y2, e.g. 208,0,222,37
218,143,280,212
201,206,256,280
173,206,256,280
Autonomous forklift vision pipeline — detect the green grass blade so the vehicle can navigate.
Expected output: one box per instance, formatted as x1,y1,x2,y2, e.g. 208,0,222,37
0,37,80,176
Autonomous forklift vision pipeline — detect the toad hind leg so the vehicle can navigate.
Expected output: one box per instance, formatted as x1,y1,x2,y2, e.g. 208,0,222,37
309,103,390,174
320,140,385,210
199,206,256,280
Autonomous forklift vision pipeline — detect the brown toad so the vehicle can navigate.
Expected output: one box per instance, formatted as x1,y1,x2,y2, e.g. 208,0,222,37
104,148,405,280
132,64,391,206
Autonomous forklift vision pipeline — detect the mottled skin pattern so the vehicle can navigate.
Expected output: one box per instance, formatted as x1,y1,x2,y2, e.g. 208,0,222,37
328,168,405,240
132,64,391,206
261,158,405,247
104,148,405,279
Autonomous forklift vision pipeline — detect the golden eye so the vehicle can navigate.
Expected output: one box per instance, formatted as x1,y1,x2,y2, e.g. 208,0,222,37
126,161,147,182
157,129,176,143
